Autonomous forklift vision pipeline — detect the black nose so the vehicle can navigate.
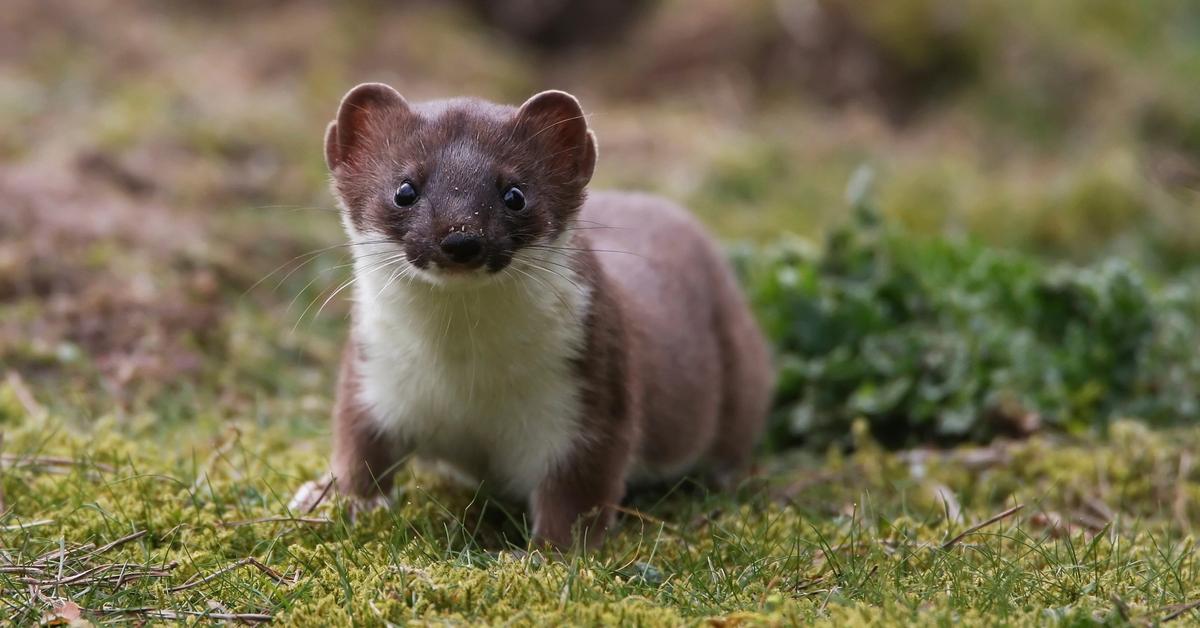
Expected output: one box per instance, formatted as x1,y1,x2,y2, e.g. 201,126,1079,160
439,232,484,265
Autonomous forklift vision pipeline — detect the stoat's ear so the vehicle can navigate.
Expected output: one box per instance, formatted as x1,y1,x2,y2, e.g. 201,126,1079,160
325,82,410,171
515,90,597,185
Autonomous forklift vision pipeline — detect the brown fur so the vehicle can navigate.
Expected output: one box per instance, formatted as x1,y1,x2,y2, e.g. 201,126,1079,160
330,341,404,497
577,193,773,484
531,248,637,546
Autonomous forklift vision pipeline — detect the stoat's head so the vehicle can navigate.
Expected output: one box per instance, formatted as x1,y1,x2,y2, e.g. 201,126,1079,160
325,83,597,285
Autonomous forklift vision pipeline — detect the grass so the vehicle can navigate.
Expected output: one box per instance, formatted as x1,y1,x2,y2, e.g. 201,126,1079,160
1,404,1199,625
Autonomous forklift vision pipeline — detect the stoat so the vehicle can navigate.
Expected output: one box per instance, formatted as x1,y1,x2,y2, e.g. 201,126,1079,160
294,83,773,548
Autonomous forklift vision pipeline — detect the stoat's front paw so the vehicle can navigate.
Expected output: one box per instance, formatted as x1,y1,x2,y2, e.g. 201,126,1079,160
288,475,335,514
345,493,391,522
288,475,390,522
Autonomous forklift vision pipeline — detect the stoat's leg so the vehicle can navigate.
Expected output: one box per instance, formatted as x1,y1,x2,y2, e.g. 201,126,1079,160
330,341,408,499
530,259,638,549
291,341,408,516
330,402,404,500
530,436,631,549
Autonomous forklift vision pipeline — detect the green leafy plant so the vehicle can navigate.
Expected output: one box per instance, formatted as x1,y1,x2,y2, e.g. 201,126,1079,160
743,172,1200,450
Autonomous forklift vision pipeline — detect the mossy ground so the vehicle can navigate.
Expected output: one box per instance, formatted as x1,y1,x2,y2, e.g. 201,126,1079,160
2,404,1199,625
3,1,1200,625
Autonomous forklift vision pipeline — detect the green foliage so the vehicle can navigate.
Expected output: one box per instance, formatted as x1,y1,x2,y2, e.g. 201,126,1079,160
745,189,1200,450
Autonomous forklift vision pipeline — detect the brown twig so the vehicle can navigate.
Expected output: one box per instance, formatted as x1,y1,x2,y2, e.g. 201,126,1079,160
245,557,289,583
169,557,291,592
86,529,148,558
220,516,333,528
112,561,131,591
1162,599,1200,622
610,504,682,535
35,542,95,566
940,504,1024,550
90,607,273,622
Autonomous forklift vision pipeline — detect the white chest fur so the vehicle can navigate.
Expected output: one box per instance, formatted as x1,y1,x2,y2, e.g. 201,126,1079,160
349,240,591,497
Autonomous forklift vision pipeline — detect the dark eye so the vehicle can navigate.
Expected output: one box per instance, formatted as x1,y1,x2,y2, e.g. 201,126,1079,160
502,186,526,212
394,181,419,207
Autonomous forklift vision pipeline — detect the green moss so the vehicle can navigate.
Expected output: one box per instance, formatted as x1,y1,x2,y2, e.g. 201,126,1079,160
0,412,1197,625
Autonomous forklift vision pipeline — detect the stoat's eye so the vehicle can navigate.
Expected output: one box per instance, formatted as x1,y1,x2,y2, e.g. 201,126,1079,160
502,185,526,212
394,181,419,207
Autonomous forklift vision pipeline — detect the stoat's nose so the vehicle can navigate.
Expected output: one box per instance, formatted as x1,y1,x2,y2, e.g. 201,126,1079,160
439,232,484,265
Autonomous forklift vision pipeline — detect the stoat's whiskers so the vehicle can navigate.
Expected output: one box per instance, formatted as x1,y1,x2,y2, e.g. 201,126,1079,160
243,237,395,299
506,258,582,325
291,251,409,332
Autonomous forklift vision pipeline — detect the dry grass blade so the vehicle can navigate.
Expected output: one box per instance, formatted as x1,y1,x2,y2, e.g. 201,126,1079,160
91,607,273,622
169,557,292,592
0,566,48,575
20,561,177,587
86,529,148,558
1,454,116,473
611,505,682,535
32,531,141,564
220,516,333,527
35,542,94,566
1162,599,1200,622
0,519,54,531
940,504,1025,550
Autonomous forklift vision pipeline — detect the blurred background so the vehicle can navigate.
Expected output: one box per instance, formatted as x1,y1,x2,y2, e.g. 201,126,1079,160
1,0,1198,443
